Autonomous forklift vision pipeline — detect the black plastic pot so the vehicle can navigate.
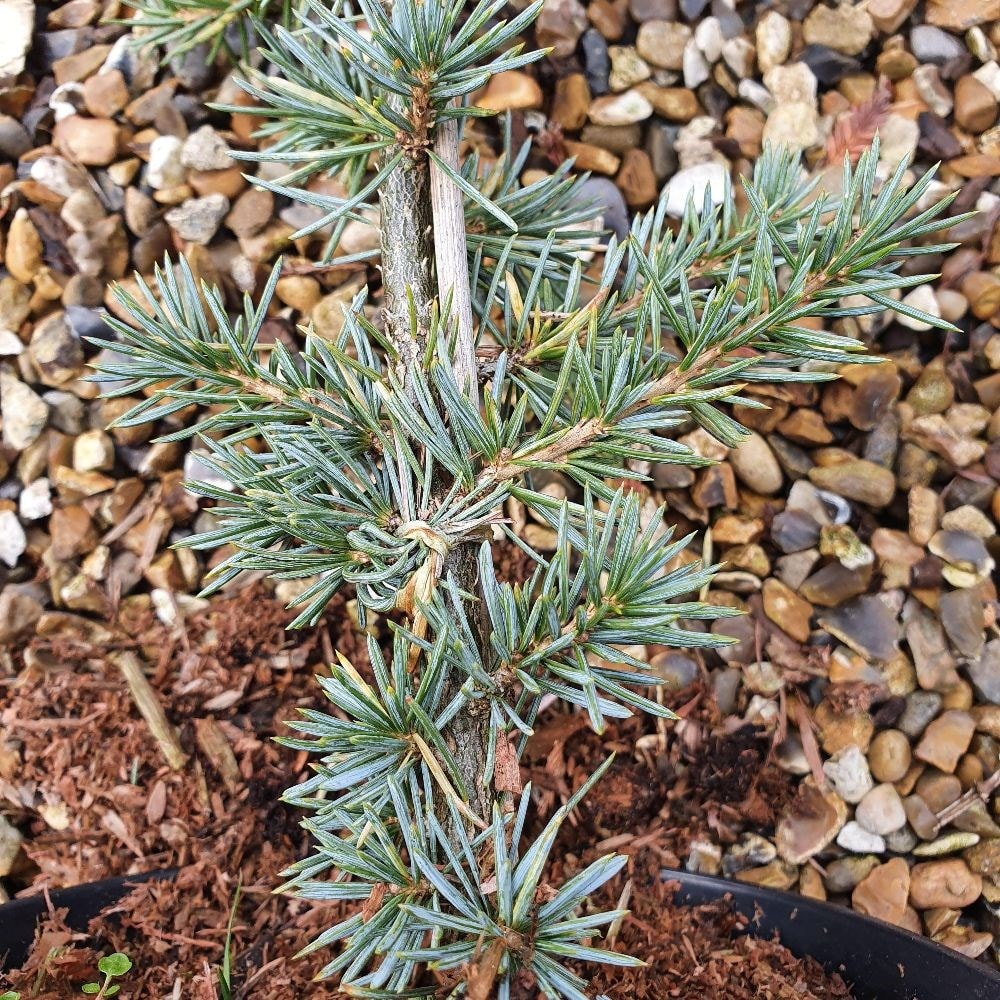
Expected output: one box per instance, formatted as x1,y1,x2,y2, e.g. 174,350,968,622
0,870,174,971
667,870,1000,1000
4,868,1000,996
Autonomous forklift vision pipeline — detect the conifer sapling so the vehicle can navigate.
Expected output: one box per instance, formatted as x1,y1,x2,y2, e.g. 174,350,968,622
103,0,961,995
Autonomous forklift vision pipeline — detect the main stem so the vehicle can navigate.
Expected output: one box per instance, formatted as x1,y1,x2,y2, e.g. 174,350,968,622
380,114,494,825
430,117,494,824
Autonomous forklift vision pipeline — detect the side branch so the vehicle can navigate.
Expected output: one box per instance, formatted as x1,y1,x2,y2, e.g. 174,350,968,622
430,115,478,406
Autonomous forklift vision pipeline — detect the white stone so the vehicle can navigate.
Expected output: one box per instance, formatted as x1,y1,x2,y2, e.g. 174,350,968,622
738,79,774,113
756,10,791,73
682,39,710,89
0,510,26,568
181,126,233,171
588,89,654,126
165,194,230,244
823,745,874,804
0,0,35,77
19,477,52,521
147,135,186,190
722,37,755,78
855,783,907,836
895,284,940,331
663,161,727,218
694,16,723,63
837,820,886,854
0,329,23,355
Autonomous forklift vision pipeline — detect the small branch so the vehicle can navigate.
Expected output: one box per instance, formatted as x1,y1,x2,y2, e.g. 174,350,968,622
114,652,188,771
430,114,478,406
279,259,368,277
934,768,1000,832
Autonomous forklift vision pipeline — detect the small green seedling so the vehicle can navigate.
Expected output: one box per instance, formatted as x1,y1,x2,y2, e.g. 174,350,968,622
2,990,22,999
81,954,132,998
217,879,242,1000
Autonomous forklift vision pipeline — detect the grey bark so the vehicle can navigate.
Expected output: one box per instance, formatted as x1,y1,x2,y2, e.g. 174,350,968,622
378,149,434,382
378,109,494,826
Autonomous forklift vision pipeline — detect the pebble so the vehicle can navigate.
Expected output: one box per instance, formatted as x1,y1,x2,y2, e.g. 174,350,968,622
817,595,899,663
30,312,83,387
852,858,912,927
581,29,611,95
808,459,896,508
818,524,872,570
165,195,230,244
967,641,1000,705
636,83,699,121
895,284,941,331
146,135,186,190
551,73,591,130
608,46,650,91
868,0,917,34
0,114,30,158
0,367,49,449
755,10,790,73
0,509,27,568
636,20,690,70
955,75,998,133
800,44,861,85
682,38,710,88
53,114,120,166
822,745,874,804
938,589,983,660
588,89,654,125
181,126,234,171
7,209,44,284
910,25,966,64
914,710,975,773
729,432,782,494
867,729,911,783
909,860,982,910
762,578,813,643
73,429,115,472
837,821,886,854
827,856,880,894
662,160,727,217
803,1,874,57
19,478,52,521
775,783,848,864
536,0,588,59
476,71,543,111
913,832,981,857
855,783,907,836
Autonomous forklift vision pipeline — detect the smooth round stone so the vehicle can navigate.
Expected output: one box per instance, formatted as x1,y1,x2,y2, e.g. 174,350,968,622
868,729,912,783
855,783,907,836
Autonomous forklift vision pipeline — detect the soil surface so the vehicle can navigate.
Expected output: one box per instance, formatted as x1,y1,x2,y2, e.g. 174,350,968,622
1,588,848,998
